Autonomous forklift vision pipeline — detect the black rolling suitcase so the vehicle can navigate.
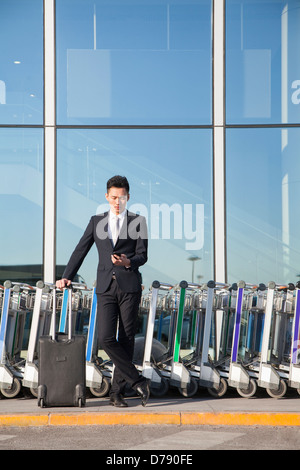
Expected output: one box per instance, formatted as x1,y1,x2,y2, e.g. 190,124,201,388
37,285,86,408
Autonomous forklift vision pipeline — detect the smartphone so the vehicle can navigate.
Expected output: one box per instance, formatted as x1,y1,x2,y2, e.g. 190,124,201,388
113,252,121,258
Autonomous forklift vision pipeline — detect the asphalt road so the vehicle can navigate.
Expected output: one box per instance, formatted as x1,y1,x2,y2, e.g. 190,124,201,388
0,423,299,451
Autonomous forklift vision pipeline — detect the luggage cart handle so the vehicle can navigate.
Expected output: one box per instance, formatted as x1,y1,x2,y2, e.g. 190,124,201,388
203,280,231,290
268,281,295,290
277,282,295,291
68,282,89,290
151,280,173,291
185,281,202,289
4,281,36,291
174,280,201,290
46,281,89,291
237,281,266,290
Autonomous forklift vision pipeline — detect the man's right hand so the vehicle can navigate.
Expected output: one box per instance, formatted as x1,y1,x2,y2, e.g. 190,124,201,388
56,278,72,289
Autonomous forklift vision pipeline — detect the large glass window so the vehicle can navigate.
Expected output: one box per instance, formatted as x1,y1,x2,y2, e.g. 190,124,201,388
0,0,43,125
0,128,44,284
56,0,212,125
226,127,300,284
56,129,213,289
226,0,300,125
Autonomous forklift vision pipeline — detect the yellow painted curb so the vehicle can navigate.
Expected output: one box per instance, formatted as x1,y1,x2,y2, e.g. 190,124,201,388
49,412,181,426
1,412,300,427
181,412,300,426
0,414,49,427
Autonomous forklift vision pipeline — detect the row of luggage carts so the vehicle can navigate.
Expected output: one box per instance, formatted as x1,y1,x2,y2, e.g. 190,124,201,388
0,278,300,400
138,280,300,399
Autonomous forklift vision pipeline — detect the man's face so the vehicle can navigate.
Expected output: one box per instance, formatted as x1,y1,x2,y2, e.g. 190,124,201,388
105,186,129,215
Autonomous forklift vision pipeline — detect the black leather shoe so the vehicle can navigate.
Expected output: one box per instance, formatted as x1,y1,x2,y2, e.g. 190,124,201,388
135,380,150,407
109,394,128,408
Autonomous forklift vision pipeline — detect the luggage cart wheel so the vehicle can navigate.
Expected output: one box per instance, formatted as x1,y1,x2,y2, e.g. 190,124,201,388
178,377,198,398
30,387,38,398
266,379,287,399
0,377,22,398
89,376,110,398
237,378,257,398
150,378,169,397
207,378,228,398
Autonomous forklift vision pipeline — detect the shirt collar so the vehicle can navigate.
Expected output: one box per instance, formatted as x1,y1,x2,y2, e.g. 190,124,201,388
109,209,126,221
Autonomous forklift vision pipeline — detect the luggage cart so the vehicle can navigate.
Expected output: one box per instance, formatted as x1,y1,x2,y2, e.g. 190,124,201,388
138,280,173,397
139,283,180,395
289,281,300,393
196,281,231,397
169,281,200,396
85,285,111,398
175,284,206,389
258,281,295,398
22,281,55,395
149,281,200,397
205,283,238,397
0,281,35,397
228,281,267,397
180,280,235,398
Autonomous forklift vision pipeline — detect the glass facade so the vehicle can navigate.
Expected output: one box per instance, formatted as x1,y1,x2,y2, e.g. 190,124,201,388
226,0,300,285
1,0,300,288
226,127,300,284
0,0,43,124
0,128,44,283
56,0,212,125
226,0,300,125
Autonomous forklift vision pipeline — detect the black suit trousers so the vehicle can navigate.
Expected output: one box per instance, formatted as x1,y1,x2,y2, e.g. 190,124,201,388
97,279,144,396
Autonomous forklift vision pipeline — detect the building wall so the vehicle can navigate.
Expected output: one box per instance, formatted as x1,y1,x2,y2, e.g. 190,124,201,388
1,0,300,289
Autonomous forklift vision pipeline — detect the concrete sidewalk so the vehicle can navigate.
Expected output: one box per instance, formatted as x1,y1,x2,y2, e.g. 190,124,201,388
1,389,300,427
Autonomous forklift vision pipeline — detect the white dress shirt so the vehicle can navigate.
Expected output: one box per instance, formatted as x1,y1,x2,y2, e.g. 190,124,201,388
108,209,126,246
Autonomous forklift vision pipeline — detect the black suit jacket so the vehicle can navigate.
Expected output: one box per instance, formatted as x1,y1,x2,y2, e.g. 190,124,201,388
62,210,148,294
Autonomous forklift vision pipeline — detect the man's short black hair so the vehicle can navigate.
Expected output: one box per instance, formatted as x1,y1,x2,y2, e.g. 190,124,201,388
107,175,130,193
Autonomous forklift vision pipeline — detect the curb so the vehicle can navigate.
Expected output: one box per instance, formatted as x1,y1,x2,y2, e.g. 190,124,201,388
1,411,300,427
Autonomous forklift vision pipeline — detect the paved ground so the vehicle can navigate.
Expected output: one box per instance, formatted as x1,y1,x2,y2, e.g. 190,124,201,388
1,423,300,450
1,388,300,451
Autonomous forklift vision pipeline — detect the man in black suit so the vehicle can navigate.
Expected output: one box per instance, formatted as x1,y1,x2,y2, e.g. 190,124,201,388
56,175,150,407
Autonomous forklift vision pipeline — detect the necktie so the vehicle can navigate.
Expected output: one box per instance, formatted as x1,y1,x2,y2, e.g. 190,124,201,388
113,216,120,246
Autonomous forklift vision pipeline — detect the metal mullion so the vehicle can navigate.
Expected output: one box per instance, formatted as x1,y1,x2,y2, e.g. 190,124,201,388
43,0,56,283
213,0,226,283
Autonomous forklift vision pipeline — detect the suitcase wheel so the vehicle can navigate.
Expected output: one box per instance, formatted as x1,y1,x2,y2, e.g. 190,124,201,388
38,398,45,408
